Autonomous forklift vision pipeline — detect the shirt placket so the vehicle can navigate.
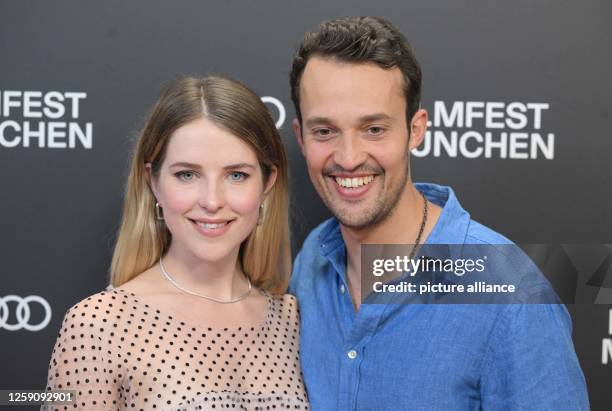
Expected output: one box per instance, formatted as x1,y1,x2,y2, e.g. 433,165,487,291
337,303,386,410
323,238,387,410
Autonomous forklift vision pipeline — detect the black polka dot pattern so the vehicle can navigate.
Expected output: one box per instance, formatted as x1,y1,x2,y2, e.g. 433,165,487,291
44,290,309,410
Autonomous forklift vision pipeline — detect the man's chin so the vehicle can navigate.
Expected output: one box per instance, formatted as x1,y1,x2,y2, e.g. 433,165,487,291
331,207,378,230
318,188,385,228
328,197,396,230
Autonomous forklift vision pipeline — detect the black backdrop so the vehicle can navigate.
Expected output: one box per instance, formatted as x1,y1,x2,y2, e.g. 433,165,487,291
1,1,611,409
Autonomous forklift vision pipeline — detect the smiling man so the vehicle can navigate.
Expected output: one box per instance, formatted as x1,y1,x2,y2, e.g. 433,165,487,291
288,16,589,410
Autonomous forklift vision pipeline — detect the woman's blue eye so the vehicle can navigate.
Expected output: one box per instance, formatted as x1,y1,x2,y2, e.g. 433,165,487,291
176,171,195,181
229,172,248,182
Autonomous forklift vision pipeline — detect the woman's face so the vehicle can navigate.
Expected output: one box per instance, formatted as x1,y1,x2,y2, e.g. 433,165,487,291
149,116,275,265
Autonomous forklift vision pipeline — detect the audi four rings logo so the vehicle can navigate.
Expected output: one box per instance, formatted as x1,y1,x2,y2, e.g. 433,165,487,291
0,295,52,331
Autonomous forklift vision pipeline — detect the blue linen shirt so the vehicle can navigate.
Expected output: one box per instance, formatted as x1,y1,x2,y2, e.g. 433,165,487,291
289,183,589,410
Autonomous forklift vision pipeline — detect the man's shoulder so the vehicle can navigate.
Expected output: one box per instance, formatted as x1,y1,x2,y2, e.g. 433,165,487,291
461,219,559,303
418,182,513,246
465,219,513,245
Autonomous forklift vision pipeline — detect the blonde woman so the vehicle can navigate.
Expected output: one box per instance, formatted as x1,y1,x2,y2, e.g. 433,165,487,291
44,76,309,410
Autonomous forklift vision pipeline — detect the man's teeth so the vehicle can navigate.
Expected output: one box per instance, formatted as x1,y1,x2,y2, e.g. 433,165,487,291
196,221,228,229
334,175,375,188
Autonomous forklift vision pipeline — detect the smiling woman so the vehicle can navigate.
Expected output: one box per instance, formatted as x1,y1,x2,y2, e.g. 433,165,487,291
43,76,309,410
112,76,290,292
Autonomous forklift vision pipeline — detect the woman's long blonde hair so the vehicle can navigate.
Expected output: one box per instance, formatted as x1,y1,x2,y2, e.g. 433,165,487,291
110,76,290,294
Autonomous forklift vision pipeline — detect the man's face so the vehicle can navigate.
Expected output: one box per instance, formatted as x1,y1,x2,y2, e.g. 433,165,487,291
294,56,415,229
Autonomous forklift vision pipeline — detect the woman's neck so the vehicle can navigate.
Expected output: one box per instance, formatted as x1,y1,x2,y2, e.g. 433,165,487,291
160,245,248,300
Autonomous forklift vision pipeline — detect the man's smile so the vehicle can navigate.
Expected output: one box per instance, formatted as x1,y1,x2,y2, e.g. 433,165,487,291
327,174,378,199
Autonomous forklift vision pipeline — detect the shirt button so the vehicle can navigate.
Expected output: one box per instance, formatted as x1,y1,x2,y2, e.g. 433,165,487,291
339,284,345,294
347,350,357,360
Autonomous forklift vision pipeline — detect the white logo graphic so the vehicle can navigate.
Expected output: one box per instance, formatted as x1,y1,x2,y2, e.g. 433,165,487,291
0,90,93,149
261,96,286,129
0,295,52,331
413,101,555,160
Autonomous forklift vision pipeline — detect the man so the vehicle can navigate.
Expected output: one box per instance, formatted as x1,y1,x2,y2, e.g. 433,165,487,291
288,16,589,410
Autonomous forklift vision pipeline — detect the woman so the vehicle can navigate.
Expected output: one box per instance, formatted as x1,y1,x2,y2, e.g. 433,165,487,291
44,76,309,410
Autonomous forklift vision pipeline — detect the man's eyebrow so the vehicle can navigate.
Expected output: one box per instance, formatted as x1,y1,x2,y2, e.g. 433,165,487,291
304,116,334,128
358,113,393,123
304,113,393,128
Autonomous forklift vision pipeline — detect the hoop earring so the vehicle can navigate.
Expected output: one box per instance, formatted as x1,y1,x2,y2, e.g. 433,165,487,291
257,203,264,226
155,202,164,221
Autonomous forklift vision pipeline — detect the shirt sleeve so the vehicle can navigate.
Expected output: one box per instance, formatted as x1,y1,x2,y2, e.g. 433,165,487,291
480,303,589,411
43,300,122,410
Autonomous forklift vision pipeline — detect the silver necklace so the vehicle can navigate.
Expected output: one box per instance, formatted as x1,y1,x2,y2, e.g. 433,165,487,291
159,258,252,304
408,192,429,261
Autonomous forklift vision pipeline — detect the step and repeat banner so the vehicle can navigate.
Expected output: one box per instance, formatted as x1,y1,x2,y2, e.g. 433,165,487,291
1,1,610,409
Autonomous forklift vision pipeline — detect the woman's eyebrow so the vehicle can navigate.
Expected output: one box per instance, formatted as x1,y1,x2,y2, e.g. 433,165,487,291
168,161,201,169
223,163,257,171
168,161,257,170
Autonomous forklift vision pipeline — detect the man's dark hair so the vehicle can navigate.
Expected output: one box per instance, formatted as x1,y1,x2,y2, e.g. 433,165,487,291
290,16,422,126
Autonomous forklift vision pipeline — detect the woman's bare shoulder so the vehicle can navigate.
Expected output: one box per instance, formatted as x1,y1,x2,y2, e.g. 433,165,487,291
114,265,165,296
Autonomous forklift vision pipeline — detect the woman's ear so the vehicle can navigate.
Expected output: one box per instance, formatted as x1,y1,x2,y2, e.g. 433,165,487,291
263,165,278,196
145,162,159,199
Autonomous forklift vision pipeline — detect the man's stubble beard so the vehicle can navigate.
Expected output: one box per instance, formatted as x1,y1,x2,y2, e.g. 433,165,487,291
321,154,411,230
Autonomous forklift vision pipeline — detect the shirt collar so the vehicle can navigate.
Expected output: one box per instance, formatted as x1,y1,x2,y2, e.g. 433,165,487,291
416,183,471,245
317,218,343,257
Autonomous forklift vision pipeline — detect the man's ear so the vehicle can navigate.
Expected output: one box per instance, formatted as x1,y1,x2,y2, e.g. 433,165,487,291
145,162,159,200
263,165,278,196
292,118,305,156
408,109,428,150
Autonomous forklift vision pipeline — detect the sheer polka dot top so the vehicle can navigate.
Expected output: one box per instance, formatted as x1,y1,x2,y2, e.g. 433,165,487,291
44,290,309,410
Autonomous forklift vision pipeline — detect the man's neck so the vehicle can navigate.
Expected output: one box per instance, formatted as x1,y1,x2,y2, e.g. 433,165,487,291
341,184,439,311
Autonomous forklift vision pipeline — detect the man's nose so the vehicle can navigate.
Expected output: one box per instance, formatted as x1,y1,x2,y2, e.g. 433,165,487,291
333,133,368,171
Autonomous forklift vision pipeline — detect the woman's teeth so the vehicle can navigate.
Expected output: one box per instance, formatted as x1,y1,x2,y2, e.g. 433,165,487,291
335,175,375,188
196,221,228,229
